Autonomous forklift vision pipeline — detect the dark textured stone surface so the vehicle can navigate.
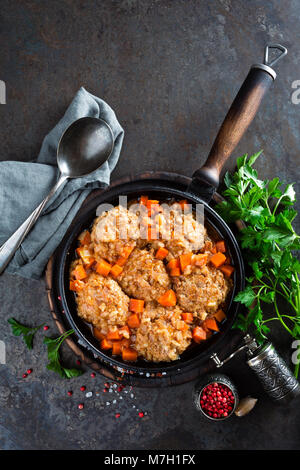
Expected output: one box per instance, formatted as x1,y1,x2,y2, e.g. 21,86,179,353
0,0,300,450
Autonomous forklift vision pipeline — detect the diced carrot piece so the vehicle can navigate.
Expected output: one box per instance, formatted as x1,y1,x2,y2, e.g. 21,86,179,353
158,289,177,307
100,338,113,350
107,329,122,340
204,329,213,339
72,264,87,280
210,252,227,268
167,258,180,270
119,325,131,339
211,245,217,254
179,253,192,271
122,347,138,362
203,318,219,332
78,230,91,246
147,225,158,240
178,321,189,331
220,265,235,278
116,245,135,265
112,341,122,356
129,299,144,313
192,326,207,343
69,280,85,291
116,256,127,266
127,313,141,328
147,201,161,217
122,245,134,258
216,240,226,253
110,264,123,278
155,247,169,260
192,254,208,267
214,309,226,322
93,327,105,341
181,312,194,324
178,199,189,210
121,338,131,349
155,213,164,227
96,259,112,276
76,246,94,265
85,258,95,269
140,195,148,206
170,267,181,277
146,199,160,209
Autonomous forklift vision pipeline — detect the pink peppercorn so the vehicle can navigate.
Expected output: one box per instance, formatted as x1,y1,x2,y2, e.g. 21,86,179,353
138,412,144,418
76,359,81,366
43,325,49,331
115,413,121,418
26,368,32,374
22,373,27,378
67,391,73,396
80,386,86,392
78,403,84,410
90,373,96,378
200,382,235,419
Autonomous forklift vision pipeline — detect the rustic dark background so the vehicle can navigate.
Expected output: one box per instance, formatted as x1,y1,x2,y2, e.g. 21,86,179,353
0,0,300,450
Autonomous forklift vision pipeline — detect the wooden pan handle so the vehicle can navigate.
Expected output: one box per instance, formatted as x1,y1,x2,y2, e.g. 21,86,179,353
193,66,275,189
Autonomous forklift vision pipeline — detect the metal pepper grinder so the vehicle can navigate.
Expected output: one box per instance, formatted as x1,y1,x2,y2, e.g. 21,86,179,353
211,335,300,405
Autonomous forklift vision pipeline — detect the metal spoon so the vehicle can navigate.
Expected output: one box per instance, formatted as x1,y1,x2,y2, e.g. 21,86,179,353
0,117,114,274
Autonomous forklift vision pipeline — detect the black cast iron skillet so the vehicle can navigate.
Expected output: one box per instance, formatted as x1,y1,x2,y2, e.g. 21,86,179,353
55,45,286,375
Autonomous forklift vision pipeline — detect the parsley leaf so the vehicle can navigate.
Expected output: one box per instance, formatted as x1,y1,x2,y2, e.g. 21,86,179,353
43,330,83,379
8,318,44,350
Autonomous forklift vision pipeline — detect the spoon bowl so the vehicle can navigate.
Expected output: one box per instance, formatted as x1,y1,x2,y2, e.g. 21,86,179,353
58,117,114,178
0,116,115,274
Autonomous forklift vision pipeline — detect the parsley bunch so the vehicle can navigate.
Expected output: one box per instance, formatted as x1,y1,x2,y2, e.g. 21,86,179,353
216,152,300,377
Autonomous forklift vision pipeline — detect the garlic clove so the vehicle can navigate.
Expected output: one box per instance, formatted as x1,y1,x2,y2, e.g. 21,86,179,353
234,397,258,417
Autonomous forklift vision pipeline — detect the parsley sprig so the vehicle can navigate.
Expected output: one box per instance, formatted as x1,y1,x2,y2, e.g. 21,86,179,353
8,318,83,379
44,330,83,379
216,152,300,377
8,317,44,350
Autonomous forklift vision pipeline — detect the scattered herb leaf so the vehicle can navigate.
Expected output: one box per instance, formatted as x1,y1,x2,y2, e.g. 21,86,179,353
44,330,83,379
8,318,44,350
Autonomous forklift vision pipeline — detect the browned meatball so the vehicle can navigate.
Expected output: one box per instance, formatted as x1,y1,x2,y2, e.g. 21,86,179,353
173,265,231,320
119,249,171,301
134,302,192,362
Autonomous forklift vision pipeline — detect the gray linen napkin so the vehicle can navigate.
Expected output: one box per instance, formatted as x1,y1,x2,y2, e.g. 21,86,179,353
0,87,124,279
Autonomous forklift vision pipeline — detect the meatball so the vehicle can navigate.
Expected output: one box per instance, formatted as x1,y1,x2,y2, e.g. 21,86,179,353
118,248,171,301
134,302,192,362
91,205,139,264
76,272,130,334
173,265,231,320
151,204,206,256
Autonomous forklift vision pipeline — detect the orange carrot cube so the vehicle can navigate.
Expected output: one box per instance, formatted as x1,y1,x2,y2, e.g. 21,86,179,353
96,259,111,276
155,247,169,260
210,252,226,268
110,264,123,278
129,299,144,313
192,326,207,343
158,289,177,307
127,314,141,328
